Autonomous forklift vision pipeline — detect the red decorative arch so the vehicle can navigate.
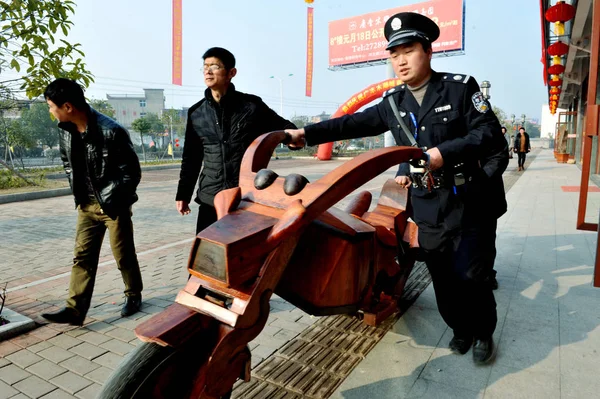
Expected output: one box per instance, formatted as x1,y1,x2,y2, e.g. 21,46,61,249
316,78,403,160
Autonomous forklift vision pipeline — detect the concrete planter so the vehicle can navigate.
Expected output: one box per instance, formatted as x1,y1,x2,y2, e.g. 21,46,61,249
0,308,36,341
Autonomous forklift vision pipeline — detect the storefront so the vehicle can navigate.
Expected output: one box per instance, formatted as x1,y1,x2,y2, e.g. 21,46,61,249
540,0,599,283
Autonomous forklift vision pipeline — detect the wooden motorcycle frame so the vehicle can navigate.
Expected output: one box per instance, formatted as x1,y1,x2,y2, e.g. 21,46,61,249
99,131,423,399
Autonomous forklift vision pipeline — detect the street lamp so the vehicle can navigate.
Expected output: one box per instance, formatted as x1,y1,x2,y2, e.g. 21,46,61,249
521,114,527,129
481,80,491,100
270,74,294,117
511,114,516,132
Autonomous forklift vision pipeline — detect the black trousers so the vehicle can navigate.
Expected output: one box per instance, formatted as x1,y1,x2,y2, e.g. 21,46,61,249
518,152,527,168
423,219,497,340
196,202,218,234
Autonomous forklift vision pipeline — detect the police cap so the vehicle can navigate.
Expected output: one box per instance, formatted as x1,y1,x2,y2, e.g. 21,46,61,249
384,12,440,50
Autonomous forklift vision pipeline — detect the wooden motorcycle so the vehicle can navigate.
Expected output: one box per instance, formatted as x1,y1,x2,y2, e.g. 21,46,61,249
99,131,423,398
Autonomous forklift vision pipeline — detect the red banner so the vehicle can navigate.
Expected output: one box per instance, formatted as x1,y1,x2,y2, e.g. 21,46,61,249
328,0,464,67
172,0,182,85
306,7,314,97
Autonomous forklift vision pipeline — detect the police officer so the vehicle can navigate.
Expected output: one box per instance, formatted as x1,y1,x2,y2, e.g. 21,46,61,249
286,12,507,364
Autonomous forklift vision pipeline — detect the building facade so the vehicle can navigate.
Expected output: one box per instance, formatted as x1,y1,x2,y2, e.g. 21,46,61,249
106,89,165,129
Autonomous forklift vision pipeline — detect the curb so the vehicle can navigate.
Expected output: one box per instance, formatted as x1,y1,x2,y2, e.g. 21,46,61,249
0,308,36,341
0,188,72,204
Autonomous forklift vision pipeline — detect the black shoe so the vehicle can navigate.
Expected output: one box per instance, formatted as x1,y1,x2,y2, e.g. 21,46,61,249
41,308,85,326
121,295,142,317
473,338,496,365
449,336,472,355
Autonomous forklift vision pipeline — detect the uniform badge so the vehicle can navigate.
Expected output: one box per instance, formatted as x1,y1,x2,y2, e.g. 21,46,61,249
391,17,402,30
453,75,463,80
471,92,489,113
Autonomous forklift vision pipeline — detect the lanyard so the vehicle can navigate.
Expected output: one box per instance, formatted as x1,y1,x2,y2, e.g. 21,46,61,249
409,112,418,140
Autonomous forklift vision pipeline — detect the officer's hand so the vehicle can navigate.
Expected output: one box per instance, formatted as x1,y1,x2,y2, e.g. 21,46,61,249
176,200,191,216
284,128,306,149
426,147,444,170
395,175,412,188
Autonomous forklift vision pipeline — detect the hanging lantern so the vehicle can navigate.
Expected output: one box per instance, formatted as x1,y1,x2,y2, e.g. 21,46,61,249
551,94,559,101
548,64,565,75
548,41,569,56
550,87,561,94
549,80,562,87
305,0,314,3
545,1,576,36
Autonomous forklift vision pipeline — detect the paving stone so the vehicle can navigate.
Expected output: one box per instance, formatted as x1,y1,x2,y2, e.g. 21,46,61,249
0,380,18,399
68,343,108,360
269,318,310,334
76,332,112,346
59,356,100,376
7,394,29,399
27,341,54,354
0,363,31,385
13,375,57,398
5,349,43,368
26,359,68,380
99,339,136,356
37,346,75,364
84,366,112,385
0,341,21,357
10,333,43,349
47,335,83,350
104,327,136,343
75,383,101,399
50,371,93,395
40,389,77,399
29,326,62,341
92,352,123,370
0,358,8,368
83,321,115,333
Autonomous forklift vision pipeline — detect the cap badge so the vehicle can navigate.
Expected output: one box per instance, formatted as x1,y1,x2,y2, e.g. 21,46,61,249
391,17,402,31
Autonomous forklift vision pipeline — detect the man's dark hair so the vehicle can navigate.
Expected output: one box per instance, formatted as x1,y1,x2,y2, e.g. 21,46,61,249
202,47,236,70
44,78,87,110
501,126,507,131
519,127,526,131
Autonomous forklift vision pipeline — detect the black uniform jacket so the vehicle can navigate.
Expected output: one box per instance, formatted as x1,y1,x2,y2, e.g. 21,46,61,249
304,71,506,249
176,84,296,206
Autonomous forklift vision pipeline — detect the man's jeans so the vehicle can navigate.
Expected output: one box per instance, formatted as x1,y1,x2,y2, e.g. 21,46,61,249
66,202,143,317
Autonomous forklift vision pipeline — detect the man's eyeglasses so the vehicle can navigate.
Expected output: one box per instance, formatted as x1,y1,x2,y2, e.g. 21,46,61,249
203,64,224,72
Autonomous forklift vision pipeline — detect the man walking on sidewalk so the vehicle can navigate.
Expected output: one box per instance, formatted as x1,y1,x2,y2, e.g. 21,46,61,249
41,78,144,325
515,127,531,171
176,47,296,234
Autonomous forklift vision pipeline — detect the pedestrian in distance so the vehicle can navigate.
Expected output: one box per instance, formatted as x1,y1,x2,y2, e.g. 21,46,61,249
514,127,531,171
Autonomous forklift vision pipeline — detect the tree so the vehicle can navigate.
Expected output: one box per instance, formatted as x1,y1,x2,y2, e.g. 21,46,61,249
161,108,185,138
89,99,115,118
131,117,151,162
290,115,310,129
144,113,165,136
21,102,59,149
1,116,36,167
492,106,509,127
0,0,94,104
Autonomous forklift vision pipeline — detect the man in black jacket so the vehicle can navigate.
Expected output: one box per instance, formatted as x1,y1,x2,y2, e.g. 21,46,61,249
176,47,296,233
286,13,507,364
41,78,143,325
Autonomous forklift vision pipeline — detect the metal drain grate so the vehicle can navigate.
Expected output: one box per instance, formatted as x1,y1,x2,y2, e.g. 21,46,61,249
232,261,431,399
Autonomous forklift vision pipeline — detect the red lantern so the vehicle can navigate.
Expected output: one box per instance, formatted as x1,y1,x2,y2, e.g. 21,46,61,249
548,64,565,75
546,1,576,35
175,138,180,148
549,79,563,87
550,87,561,95
548,41,569,56
545,1,576,23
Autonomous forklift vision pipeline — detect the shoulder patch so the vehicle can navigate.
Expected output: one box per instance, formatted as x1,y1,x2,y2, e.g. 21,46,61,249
441,73,471,84
382,84,405,98
471,91,489,113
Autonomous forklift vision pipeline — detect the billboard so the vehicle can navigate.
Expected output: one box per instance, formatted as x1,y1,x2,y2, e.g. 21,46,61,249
328,0,465,69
